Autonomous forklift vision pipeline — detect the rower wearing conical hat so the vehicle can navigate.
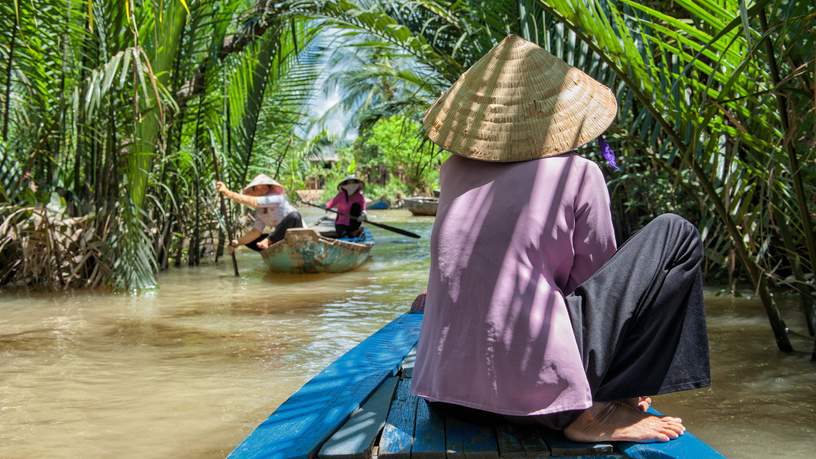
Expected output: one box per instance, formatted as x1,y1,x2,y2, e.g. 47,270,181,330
412,35,709,444
325,175,367,238
216,174,304,252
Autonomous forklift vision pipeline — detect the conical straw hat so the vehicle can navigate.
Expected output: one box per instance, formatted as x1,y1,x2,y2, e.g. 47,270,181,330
337,175,365,191
423,35,617,162
243,174,284,194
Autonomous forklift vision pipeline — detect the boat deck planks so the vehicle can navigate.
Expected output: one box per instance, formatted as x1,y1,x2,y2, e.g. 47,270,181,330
399,347,416,379
539,428,615,456
445,415,499,458
379,379,418,457
412,399,446,458
318,375,400,459
230,312,725,459
495,422,550,457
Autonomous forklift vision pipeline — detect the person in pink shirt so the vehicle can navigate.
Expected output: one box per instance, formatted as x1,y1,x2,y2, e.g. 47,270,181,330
412,35,709,443
325,176,367,237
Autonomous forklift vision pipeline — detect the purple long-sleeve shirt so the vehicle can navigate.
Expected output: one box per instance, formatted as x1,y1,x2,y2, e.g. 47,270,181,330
411,154,617,416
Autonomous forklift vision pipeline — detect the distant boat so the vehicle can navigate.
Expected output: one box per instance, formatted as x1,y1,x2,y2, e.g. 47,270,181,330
404,196,438,216
367,198,390,210
229,311,726,459
260,228,374,273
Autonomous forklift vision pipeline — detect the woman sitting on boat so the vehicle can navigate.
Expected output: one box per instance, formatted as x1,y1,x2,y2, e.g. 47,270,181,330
412,35,709,444
325,176,367,238
215,174,303,251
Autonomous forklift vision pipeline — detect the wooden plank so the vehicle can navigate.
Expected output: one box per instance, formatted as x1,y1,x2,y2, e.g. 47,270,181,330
379,379,418,457
445,416,467,459
494,423,527,458
445,416,499,459
400,347,416,379
411,399,445,458
495,422,551,457
538,428,613,456
617,408,726,459
318,375,400,458
228,313,423,459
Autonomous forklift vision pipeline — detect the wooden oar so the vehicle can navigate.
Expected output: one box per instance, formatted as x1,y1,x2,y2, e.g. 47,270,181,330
300,200,421,239
210,148,239,277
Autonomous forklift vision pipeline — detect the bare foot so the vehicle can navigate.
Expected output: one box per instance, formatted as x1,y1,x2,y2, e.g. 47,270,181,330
564,401,685,443
624,396,653,412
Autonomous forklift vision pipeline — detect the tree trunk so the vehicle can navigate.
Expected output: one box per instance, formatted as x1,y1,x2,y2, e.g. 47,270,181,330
759,10,816,284
189,91,206,266
778,213,816,336
174,231,184,268
2,19,18,141
216,228,225,260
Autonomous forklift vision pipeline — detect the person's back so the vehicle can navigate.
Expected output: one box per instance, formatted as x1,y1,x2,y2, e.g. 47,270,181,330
412,35,708,443
412,153,616,416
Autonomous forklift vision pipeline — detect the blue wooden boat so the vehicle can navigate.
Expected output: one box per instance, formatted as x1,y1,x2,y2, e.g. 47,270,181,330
367,198,390,210
229,312,725,459
260,228,374,273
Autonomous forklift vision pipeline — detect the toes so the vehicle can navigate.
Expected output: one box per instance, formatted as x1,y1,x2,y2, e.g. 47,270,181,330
637,401,649,412
661,428,680,440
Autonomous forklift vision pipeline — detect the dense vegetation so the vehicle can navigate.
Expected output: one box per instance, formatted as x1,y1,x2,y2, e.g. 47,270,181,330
0,1,813,353
304,115,444,202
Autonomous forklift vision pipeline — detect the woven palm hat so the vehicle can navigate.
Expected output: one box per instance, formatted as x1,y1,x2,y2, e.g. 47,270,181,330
243,174,284,194
423,35,617,162
337,175,364,191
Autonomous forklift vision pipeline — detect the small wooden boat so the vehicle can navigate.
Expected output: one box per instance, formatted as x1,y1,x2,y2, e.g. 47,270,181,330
260,227,374,273
404,196,438,216
367,198,390,210
229,311,725,459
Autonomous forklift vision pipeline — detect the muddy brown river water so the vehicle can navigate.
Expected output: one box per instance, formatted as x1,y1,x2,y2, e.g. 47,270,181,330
1,209,814,458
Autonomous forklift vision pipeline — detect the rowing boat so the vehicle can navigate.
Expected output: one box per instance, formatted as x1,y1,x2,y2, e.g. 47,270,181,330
367,198,390,210
229,310,725,459
404,196,438,216
260,227,374,273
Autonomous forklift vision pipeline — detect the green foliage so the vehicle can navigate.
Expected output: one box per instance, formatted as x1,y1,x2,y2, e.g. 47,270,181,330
0,0,324,289
355,115,442,195
307,115,444,201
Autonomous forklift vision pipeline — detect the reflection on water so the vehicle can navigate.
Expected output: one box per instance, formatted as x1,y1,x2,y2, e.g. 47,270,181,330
1,209,814,458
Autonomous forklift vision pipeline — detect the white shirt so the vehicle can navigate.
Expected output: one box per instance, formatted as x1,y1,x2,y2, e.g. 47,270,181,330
253,195,296,231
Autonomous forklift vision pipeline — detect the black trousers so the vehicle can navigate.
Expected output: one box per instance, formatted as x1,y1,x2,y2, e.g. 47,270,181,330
432,214,710,429
335,203,363,237
245,211,304,252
